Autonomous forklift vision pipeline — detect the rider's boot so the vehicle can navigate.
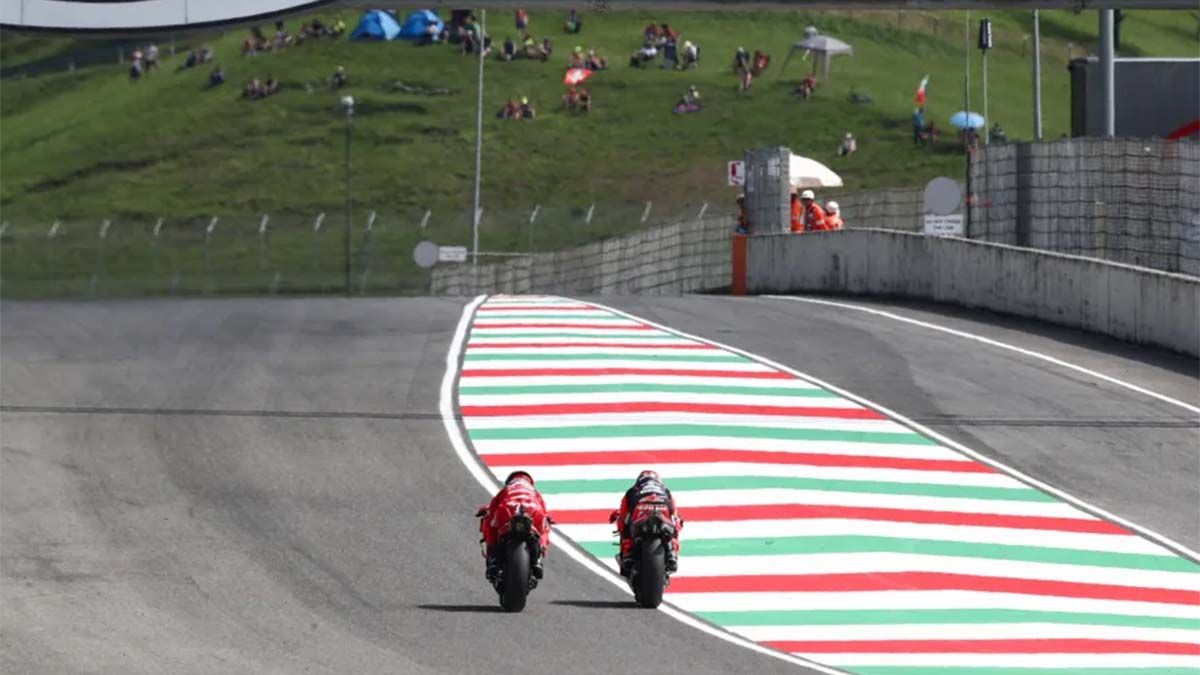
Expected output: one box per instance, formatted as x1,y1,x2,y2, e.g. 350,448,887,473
531,546,545,579
484,545,501,583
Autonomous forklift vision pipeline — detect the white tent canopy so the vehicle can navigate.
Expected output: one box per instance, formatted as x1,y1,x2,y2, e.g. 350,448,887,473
789,153,842,189
781,26,854,79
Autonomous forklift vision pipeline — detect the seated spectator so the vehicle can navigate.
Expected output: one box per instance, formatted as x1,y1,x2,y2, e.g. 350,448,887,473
243,78,263,99
989,122,1007,144
310,18,327,37
272,26,291,50
680,40,699,69
585,49,606,71
501,37,517,61
521,33,539,58
732,47,749,72
331,65,347,89
263,76,280,96
643,23,662,43
673,85,701,113
838,132,857,157
564,9,582,34
418,21,440,46
577,88,591,112
208,66,225,88
563,86,580,111
519,96,536,119
199,46,214,63
629,42,656,68
795,73,818,99
497,98,521,120
129,59,143,81
751,49,769,75
183,51,198,69
331,18,346,37
539,37,553,61
568,45,586,69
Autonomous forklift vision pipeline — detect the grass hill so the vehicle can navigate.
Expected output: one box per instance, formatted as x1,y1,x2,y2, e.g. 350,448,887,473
1,7,1195,254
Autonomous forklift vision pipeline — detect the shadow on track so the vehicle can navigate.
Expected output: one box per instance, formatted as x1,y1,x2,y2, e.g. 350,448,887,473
550,600,634,609
416,603,503,613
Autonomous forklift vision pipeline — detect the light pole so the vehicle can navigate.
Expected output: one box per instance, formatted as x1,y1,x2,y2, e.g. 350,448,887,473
1032,10,1042,140
341,95,354,295
471,8,486,267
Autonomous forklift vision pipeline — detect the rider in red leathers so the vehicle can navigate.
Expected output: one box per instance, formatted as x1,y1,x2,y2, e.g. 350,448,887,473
609,470,681,576
478,471,552,582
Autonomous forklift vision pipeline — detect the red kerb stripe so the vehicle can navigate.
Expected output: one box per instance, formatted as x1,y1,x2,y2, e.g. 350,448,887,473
480,448,989,473
460,402,883,419
461,368,791,379
472,323,653,330
467,342,714,350
763,638,1200,655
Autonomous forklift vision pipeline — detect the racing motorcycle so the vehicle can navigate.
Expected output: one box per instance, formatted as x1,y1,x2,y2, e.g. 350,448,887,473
612,494,677,609
477,504,545,612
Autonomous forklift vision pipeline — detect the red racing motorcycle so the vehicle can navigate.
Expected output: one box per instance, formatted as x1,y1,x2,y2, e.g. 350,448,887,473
477,503,546,612
613,494,679,608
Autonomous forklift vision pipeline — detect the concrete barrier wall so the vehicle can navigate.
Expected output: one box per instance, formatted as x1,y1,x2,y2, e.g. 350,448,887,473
747,229,1200,357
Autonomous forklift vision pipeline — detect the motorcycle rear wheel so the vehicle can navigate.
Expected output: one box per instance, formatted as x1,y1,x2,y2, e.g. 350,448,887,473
499,541,531,613
634,538,666,609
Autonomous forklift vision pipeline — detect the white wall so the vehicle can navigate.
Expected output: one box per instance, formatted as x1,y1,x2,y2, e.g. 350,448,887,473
747,229,1200,357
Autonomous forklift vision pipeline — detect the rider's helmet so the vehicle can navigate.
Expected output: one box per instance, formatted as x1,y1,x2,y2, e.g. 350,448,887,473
636,470,660,484
505,470,534,486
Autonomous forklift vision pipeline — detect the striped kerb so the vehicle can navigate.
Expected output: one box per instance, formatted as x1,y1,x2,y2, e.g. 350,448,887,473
456,295,1200,674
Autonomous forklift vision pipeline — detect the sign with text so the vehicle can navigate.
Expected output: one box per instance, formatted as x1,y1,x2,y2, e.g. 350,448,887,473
438,246,469,263
728,161,745,186
923,214,964,236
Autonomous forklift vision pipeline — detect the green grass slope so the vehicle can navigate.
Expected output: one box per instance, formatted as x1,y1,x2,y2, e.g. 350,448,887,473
1,8,1194,241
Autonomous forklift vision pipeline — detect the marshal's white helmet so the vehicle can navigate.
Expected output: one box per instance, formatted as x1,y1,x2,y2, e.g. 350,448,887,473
800,189,815,200
826,201,840,214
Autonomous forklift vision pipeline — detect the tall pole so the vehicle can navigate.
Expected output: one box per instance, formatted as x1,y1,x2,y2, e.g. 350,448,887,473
343,102,353,295
1099,9,1116,137
471,8,485,266
982,50,989,144
1032,10,1043,140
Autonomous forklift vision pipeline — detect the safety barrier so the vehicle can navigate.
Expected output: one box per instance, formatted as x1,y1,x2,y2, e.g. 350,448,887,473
745,229,1200,357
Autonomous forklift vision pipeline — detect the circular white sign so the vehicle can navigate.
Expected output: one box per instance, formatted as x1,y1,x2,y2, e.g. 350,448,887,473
412,240,439,269
924,176,962,216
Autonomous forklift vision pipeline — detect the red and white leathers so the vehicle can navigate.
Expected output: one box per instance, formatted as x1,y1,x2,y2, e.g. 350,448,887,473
479,476,551,556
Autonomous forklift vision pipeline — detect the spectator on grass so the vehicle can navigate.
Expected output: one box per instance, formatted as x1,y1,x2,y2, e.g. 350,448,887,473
208,66,225,88
519,96,537,119
129,59,143,81
824,202,844,230
659,23,679,45
243,78,263,99
795,73,817,99
661,37,678,69
989,122,1007,144
733,47,752,91
752,50,769,75
568,46,586,69
331,18,347,37
502,37,517,61
145,44,160,71
838,132,857,157
564,9,582,34
331,66,348,89
912,108,924,143
515,8,529,31
630,42,656,68
264,75,279,96
563,86,591,113
497,98,520,119
643,23,662,43
540,37,553,60
680,40,699,70
585,49,607,71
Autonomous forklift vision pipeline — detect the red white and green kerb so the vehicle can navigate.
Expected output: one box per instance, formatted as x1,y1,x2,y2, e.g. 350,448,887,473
457,295,1200,674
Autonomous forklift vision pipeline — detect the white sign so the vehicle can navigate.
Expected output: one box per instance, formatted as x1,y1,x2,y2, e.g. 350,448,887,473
727,161,745,186
438,246,469,263
923,214,964,237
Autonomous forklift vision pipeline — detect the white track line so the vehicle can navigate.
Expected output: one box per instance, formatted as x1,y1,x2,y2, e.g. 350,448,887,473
439,295,848,675
586,299,1200,564
764,295,1200,417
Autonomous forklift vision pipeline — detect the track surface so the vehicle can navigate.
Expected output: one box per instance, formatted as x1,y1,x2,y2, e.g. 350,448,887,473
2,296,1196,674
0,298,811,675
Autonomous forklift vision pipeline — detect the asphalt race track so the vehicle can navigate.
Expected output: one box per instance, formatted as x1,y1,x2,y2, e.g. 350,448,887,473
3,295,1196,674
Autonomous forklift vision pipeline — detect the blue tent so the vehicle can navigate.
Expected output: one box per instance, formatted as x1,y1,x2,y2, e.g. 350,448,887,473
350,10,402,41
398,10,444,40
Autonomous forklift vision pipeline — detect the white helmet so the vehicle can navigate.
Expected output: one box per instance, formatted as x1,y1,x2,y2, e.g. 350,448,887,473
826,201,840,214
800,189,815,200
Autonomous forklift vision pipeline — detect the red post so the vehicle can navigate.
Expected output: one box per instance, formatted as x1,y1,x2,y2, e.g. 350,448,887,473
731,233,747,296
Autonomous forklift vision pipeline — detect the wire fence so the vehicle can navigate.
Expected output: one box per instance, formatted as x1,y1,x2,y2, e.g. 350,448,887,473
432,214,734,295
968,138,1200,275
0,201,731,298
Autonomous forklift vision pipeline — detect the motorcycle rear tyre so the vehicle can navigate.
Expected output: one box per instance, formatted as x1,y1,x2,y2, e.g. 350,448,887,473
634,538,666,609
499,541,531,613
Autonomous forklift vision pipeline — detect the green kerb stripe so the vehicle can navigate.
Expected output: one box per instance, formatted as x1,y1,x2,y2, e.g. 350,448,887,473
693,608,1200,630
463,353,749,363
844,662,1200,667
458,384,833,397
468,424,933,444
573,536,1198,573
538,476,1052,502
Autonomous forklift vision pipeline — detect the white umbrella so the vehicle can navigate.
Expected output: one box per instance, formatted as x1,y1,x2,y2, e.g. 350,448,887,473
789,153,843,189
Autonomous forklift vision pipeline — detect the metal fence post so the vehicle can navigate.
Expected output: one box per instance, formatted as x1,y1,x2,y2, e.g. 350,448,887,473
258,214,270,272
90,219,111,295
359,210,376,294
529,203,540,250
419,209,432,229
585,203,595,225
311,212,325,290
641,201,653,224
204,216,218,294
